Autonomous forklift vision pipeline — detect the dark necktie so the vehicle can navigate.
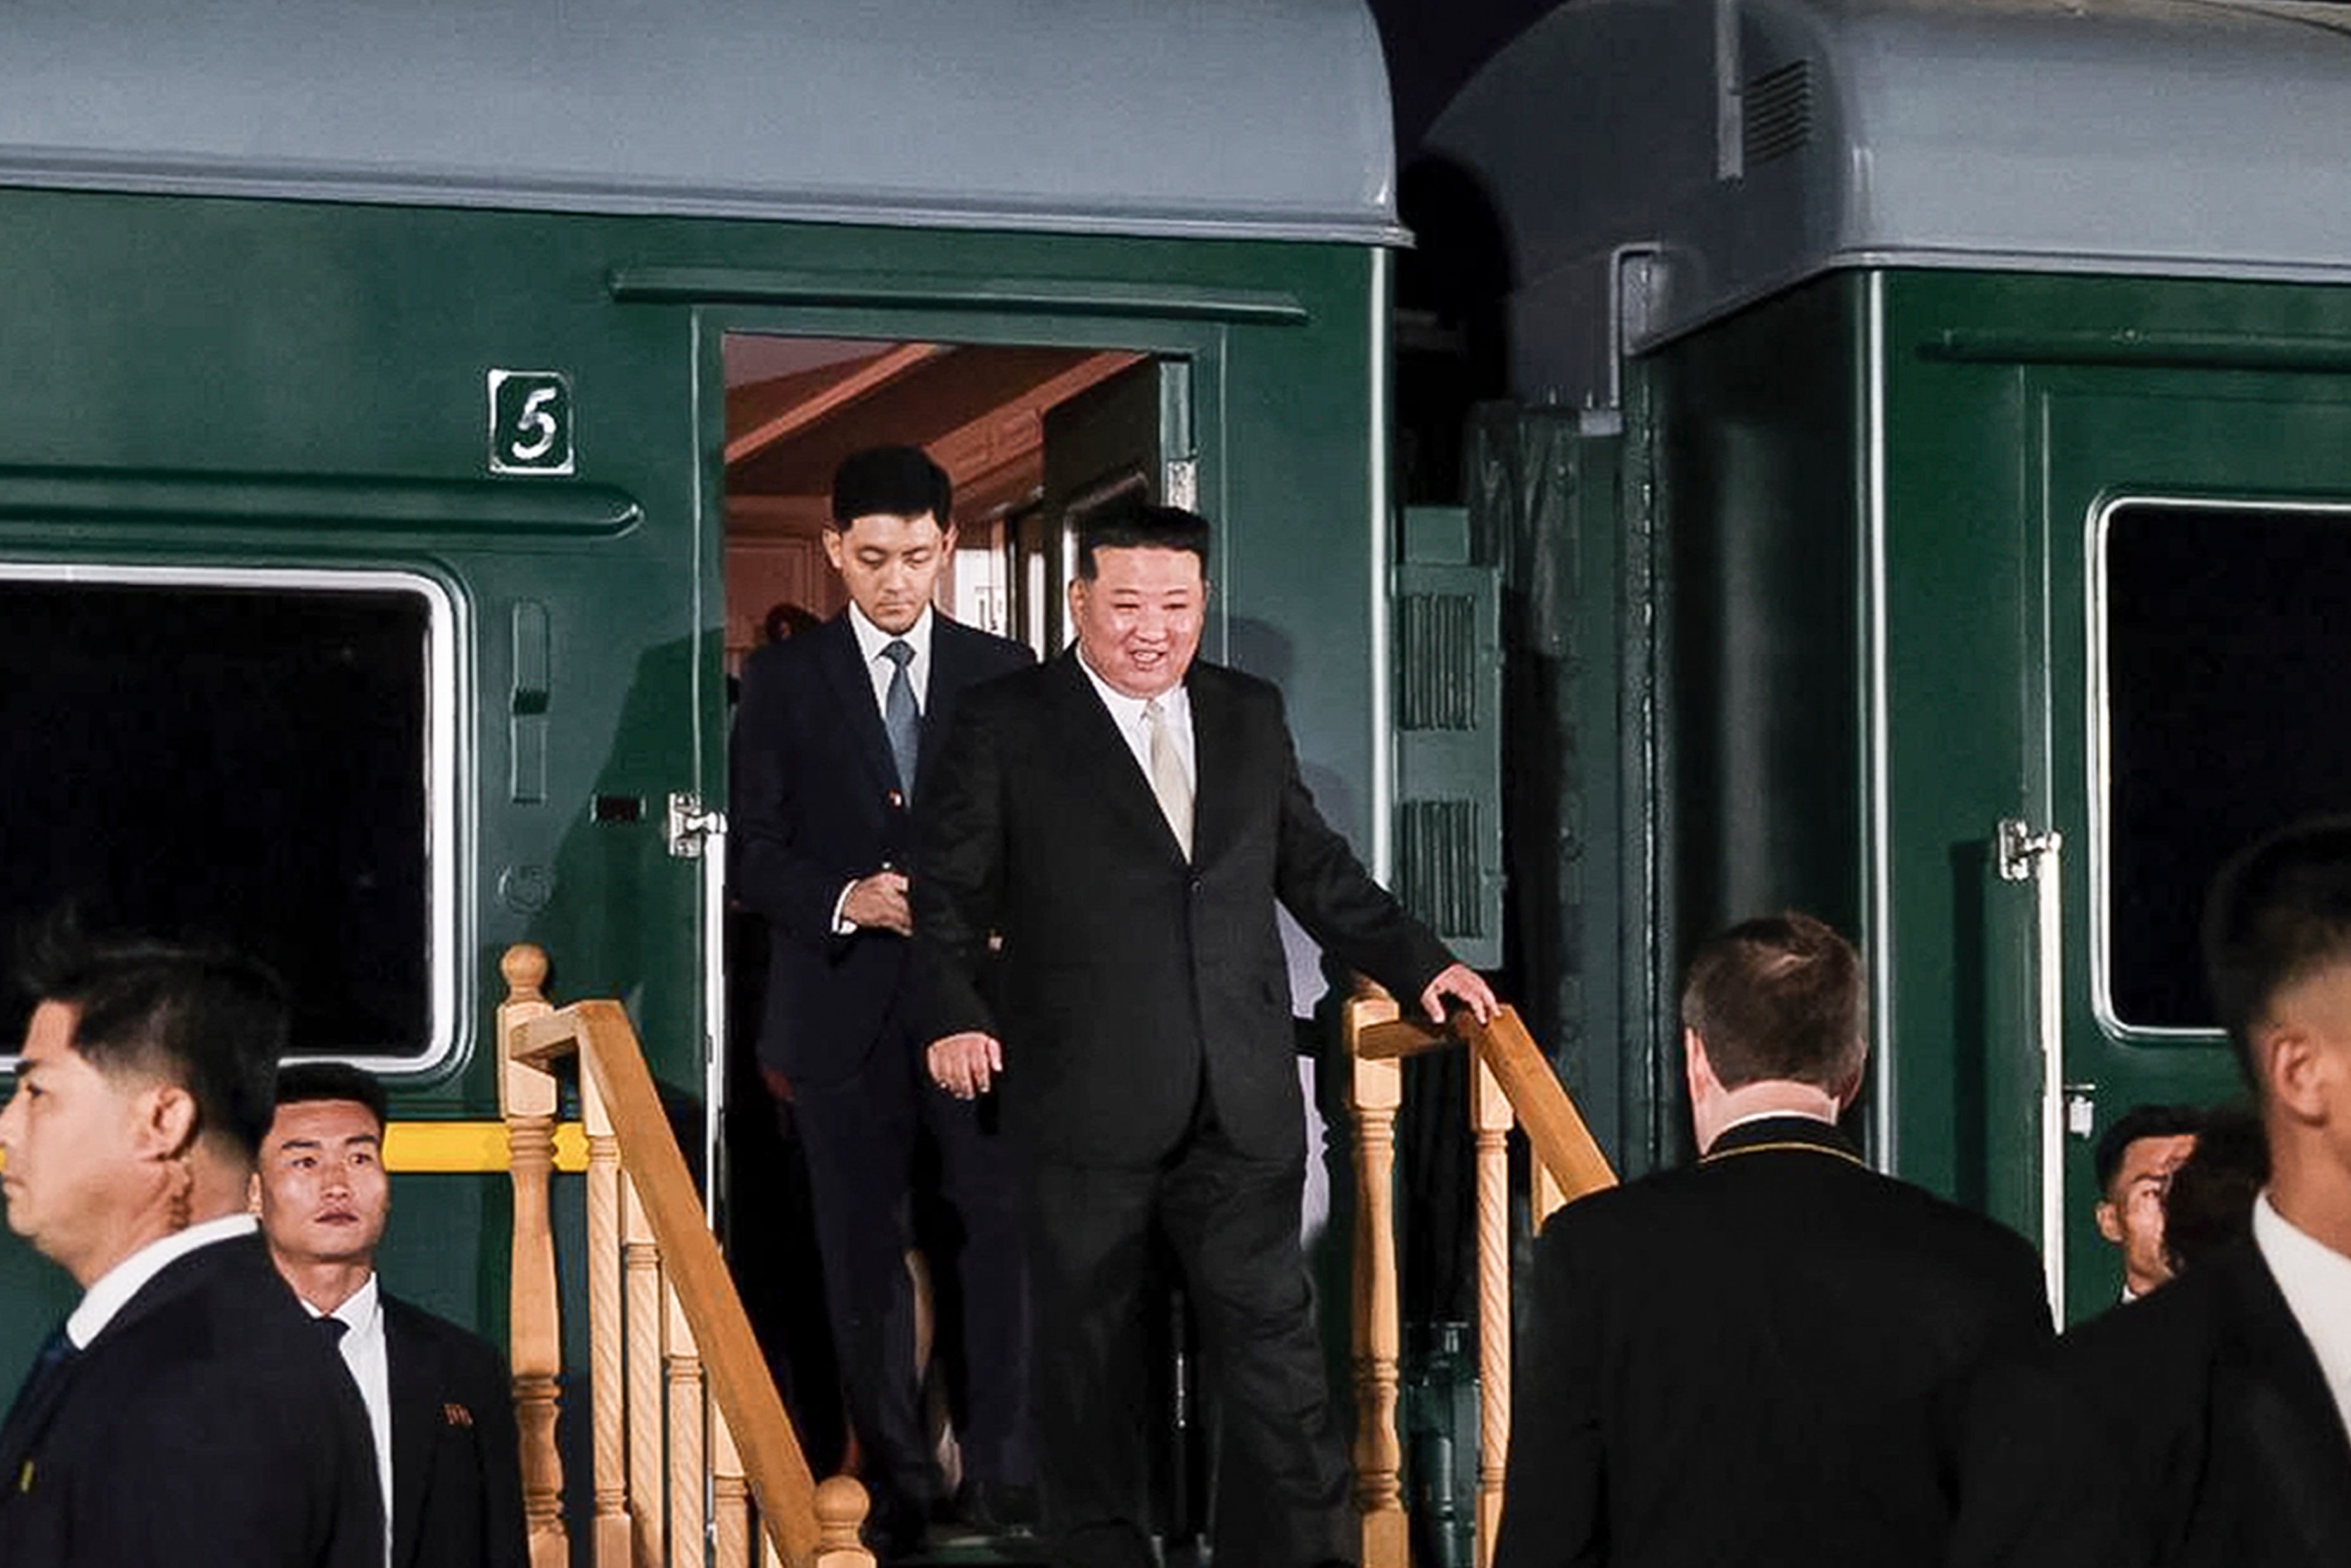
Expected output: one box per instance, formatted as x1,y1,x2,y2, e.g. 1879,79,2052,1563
316,1315,348,1345
881,639,920,796
1,1322,77,1451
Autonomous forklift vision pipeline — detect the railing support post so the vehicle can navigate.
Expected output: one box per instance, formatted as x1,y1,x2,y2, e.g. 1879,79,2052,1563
1346,984,1410,1568
499,945,570,1568
1470,1053,1514,1568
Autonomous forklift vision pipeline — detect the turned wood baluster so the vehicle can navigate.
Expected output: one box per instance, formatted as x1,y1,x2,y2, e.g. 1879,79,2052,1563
1471,1052,1515,1568
663,1282,707,1568
499,945,569,1568
1346,985,1409,1568
712,1403,750,1568
580,1055,633,1568
623,1180,665,1568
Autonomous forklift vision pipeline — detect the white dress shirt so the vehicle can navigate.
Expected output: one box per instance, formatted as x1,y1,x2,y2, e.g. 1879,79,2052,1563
846,601,934,717
310,1272,395,1568
2252,1191,2351,1439
832,602,938,933
66,1212,258,1348
1075,651,1197,794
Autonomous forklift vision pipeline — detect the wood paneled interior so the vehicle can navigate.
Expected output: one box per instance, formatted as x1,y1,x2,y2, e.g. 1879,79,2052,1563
723,337,1144,656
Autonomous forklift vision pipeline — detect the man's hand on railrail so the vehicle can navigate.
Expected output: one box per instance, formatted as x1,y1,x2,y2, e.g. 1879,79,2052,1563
1420,963,1498,1026
929,1031,1003,1099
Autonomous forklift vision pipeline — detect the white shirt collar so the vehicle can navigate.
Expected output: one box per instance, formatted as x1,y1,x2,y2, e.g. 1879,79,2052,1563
67,1211,258,1349
307,1269,383,1335
846,601,933,665
1715,1106,1838,1138
1074,649,1194,782
2253,1191,2351,1438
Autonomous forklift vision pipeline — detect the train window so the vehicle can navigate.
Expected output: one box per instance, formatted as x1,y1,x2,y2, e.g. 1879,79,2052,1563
0,568,455,1069
2097,500,2351,1036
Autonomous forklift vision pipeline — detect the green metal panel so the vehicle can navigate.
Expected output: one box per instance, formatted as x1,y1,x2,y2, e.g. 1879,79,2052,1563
0,184,1389,1384
1394,508,1502,970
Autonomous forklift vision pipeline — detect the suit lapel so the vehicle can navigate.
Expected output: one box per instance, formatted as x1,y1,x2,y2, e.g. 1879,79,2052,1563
384,1303,433,1568
816,614,902,798
2220,1248,2351,1562
1186,666,1247,868
1047,653,1188,862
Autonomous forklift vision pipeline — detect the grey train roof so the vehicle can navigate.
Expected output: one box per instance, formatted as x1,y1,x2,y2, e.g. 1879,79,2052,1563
1430,0,2351,371
0,0,1403,245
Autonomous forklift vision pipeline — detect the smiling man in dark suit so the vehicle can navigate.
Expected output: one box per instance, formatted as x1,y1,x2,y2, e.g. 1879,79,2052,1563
917,499,1496,1568
254,1061,526,1568
1956,818,2351,1567
1494,912,2050,1568
0,938,380,1567
732,443,1036,1556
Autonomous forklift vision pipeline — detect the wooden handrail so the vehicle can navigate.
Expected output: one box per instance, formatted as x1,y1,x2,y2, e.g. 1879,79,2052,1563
499,945,872,1568
1353,1005,1619,1209
1344,989,1617,1568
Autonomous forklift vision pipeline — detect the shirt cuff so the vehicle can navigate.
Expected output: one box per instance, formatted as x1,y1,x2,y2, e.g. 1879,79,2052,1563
831,881,858,935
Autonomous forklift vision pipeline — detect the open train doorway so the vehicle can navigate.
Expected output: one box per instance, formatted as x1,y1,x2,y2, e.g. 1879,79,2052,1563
714,333,1193,1531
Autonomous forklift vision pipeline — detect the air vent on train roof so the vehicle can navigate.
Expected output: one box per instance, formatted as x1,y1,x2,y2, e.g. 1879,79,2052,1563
1743,58,1815,167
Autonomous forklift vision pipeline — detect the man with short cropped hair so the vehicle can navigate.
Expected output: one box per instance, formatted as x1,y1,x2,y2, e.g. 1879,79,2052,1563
917,499,1496,1568
732,443,1037,1557
1959,819,2351,1565
1493,912,2050,1568
255,1061,526,1568
0,939,381,1566
2094,1104,2203,1301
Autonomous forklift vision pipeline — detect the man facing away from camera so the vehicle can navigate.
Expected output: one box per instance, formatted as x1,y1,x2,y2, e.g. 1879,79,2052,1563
1494,911,2050,1568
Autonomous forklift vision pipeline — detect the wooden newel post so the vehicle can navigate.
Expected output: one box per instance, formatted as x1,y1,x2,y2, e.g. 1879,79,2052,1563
1346,983,1409,1568
812,1475,875,1568
499,943,570,1568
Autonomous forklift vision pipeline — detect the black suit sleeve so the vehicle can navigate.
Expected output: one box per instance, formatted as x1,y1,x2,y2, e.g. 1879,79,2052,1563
913,682,1009,1043
462,1333,530,1568
1492,1215,1607,1568
1265,691,1455,999
731,646,855,948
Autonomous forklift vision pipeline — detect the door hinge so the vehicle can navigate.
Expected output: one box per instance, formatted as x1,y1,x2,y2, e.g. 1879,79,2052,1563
666,791,726,859
1163,456,1198,511
1996,817,2061,881
2063,1083,2099,1139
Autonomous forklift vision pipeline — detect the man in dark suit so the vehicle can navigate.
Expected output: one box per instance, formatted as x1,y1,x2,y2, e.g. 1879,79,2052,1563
253,1061,528,1568
732,444,1036,1554
917,500,1496,1568
0,938,381,1566
1493,912,2051,1568
1953,818,2351,1567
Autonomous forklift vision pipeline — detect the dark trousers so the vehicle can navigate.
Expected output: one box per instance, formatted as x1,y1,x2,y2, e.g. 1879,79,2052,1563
1026,1107,1353,1568
791,1029,1034,1518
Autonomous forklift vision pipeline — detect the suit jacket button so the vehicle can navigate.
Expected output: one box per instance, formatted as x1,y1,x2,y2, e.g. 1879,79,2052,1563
1189,876,1204,893
888,789,905,810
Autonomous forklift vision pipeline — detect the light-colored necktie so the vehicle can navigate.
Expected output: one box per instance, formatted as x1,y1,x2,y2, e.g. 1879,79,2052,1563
1143,697,1193,857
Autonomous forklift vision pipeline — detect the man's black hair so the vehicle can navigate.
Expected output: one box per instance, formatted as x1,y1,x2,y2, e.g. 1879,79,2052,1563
2091,1102,2205,1197
22,934,287,1161
273,1059,390,1133
1073,499,1212,582
1678,911,1866,1091
830,444,952,528
2201,814,2351,1089
2162,1103,2267,1277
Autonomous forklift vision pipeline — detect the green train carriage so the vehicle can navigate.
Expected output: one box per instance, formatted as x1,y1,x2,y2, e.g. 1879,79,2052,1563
1431,0,2351,1320
0,0,1460,1419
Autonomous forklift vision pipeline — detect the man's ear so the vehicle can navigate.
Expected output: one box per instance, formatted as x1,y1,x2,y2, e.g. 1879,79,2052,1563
247,1170,264,1215
1684,1027,1715,1099
2266,1024,2339,1125
138,1081,200,1161
2094,1199,2125,1246
820,525,846,572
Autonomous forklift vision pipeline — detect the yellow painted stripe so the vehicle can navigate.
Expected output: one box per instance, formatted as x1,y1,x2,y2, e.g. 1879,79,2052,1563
383,1121,590,1174
0,1122,587,1174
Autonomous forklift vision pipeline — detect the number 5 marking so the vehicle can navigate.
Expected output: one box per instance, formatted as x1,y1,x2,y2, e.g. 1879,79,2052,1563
487,370,575,476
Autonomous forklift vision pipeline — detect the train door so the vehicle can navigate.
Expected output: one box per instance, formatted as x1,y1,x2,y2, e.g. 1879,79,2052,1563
2025,371,2351,1318
713,331,1188,1485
